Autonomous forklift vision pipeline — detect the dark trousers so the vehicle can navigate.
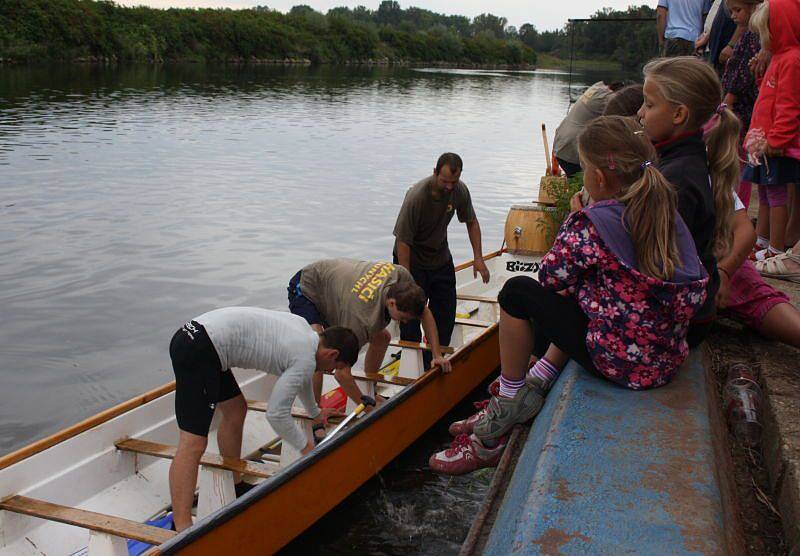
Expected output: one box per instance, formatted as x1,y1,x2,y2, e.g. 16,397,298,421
395,257,456,366
498,276,597,373
662,38,696,57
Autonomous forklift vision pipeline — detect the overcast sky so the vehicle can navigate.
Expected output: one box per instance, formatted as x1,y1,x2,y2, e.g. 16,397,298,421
119,0,646,31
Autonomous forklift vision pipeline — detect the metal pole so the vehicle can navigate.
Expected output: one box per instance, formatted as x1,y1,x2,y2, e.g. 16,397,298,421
567,20,575,112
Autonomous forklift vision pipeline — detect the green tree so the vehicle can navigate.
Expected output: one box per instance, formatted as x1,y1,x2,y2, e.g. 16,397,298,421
471,13,507,39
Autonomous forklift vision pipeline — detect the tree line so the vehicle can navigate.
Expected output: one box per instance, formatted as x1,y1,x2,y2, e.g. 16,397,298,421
0,0,536,65
0,0,658,68
518,5,659,70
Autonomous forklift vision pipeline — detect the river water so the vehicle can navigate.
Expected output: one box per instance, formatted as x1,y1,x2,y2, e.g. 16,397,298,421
1,63,615,553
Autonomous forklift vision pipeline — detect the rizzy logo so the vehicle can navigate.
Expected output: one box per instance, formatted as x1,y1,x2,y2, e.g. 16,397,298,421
506,260,540,273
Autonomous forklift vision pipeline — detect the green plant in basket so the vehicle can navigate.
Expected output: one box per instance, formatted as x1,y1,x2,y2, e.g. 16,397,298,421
540,172,584,243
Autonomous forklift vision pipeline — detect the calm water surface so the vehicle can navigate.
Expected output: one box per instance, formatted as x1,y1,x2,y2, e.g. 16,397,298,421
1,63,608,553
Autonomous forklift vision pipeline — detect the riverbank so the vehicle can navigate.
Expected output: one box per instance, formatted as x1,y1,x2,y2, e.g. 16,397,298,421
534,53,622,72
0,56,535,71
702,191,800,554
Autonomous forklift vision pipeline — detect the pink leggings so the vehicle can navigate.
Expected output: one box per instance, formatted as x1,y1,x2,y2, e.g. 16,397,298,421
758,183,788,207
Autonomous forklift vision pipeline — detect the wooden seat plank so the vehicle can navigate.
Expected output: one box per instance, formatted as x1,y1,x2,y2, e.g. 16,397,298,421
456,294,499,304
455,318,495,328
389,340,455,354
0,495,175,545
246,400,314,420
246,401,345,423
115,439,274,479
324,369,415,387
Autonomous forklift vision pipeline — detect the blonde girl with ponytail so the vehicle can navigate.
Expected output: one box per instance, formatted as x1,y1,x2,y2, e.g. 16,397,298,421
640,55,741,346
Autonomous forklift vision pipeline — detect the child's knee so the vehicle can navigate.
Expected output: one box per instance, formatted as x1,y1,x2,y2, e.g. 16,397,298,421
499,275,539,308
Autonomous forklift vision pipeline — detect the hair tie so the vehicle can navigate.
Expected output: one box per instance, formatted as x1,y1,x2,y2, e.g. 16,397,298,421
716,103,728,115
607,153,616,171
640,160,653,170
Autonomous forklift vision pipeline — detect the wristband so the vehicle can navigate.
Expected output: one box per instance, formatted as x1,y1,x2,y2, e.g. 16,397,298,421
727,41,736,48
718,266,731,279
360,395,376,407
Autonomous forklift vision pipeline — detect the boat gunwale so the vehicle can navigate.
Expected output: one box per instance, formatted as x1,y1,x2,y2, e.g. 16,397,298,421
0,248,505,472
155,313,501,554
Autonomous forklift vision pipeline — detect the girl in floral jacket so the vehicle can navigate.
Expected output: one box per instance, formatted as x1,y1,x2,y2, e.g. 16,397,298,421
512,116,710,391
430,116,709,476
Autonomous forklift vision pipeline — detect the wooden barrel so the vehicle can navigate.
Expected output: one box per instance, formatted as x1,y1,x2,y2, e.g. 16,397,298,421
538,175,567,206
504,204,558,256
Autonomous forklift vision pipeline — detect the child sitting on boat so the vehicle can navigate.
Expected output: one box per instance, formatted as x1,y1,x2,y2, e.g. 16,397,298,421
622,57,800,349
429,116,709,475
167,307,357,530
641,56,740,347
288,259,451,408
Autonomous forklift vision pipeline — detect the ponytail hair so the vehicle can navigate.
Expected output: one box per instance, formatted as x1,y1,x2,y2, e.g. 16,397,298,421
750,1,770,50
578,116,681,281
643,56,739,257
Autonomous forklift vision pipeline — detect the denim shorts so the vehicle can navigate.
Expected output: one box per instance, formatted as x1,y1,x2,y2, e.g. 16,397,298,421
287,270,324,326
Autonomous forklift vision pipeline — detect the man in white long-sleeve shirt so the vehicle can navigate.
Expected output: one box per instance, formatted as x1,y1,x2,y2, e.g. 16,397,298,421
167,307,358,531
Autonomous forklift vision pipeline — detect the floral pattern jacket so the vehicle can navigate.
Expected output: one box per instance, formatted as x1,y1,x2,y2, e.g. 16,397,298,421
538,209,709,390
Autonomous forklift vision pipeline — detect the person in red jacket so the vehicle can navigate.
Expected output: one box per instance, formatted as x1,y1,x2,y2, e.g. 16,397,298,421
744,0,800,262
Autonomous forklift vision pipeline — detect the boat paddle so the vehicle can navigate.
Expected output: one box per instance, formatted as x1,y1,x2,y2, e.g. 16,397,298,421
316,396,376,447
541,123,552,176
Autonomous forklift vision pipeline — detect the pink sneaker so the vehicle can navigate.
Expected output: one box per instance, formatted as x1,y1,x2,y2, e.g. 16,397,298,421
428,434,506,475
448,399,490,436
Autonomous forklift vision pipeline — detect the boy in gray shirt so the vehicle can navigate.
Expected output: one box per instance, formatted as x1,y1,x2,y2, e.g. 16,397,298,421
167,307,358,531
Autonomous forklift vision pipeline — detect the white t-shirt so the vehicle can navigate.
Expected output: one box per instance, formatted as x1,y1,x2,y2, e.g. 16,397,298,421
194,307,321,450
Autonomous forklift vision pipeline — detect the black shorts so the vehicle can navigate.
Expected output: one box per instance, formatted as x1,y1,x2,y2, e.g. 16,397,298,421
498,276,597,373
287,270,324,326
169,321,242,437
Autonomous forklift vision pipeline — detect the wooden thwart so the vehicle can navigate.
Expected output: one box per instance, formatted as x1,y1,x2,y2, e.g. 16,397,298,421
115,439,274,479
456,294,499,304
246,401,315,420
455,318,494,328
324,369,415,387
389,340,455,354
246,400,346,423
0,495,175,545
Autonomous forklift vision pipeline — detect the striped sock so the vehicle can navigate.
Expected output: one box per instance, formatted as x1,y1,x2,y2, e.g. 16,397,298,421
756,236,769,249
527,357,561,390
498,375,526,398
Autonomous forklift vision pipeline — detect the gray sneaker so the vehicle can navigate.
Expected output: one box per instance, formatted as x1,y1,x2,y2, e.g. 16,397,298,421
473,377,546,442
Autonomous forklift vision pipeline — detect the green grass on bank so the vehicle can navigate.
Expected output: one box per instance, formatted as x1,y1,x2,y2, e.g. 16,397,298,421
535,53,621,72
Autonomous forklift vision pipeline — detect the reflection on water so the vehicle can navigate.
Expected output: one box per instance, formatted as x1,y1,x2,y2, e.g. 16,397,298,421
0,64,607,456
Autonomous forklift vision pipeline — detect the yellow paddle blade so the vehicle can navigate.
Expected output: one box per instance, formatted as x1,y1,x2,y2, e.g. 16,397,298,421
379,359,401,377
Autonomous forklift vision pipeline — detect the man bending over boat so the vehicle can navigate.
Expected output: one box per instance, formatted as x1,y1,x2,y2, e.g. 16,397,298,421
288,259,452,406
393,153,490,368
168,307,358,531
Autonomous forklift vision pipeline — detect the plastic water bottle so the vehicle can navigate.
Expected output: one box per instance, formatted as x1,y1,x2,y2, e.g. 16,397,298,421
723,363,762,448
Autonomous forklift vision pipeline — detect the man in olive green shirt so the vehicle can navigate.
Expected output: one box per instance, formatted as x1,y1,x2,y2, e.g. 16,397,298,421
393,153,490,359
288,259,452,405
